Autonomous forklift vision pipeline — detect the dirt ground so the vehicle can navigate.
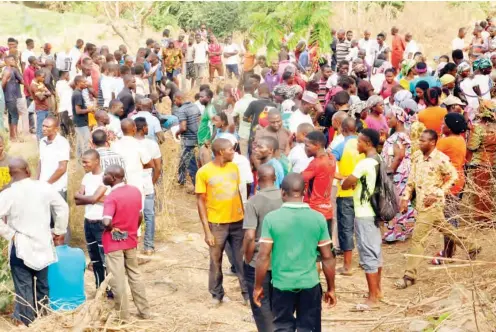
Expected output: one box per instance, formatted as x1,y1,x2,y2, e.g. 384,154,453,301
2,135,496,331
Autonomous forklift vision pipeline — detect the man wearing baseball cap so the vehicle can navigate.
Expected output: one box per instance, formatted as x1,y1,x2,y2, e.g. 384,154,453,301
289,91,317,133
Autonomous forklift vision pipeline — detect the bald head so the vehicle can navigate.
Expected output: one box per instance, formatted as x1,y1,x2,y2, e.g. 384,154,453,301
212,138,232,156
121,118,136,136
107,165,125,179
257,164,276,189
8,157,30,181
297,123,314,135
95,110,109,124
281,173,305,201
341,117,356,134
140,98,153,112
258,83,270,97
332,111,348,130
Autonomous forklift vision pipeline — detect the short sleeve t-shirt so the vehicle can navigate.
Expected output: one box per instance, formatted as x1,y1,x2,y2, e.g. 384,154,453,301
208,43,222,65
176,102,201,146
81,172,108,220
332,136,365,197
131,111,162,142
260,203,331,290
193,41,208,64
436,135,466,195
301,154,336,219
265,158,285,189
71,89,88,127
102,184,142,254
39,135,70,192
351,157,378,218
195,162,244,223
138,138,161,196
223,44,240,65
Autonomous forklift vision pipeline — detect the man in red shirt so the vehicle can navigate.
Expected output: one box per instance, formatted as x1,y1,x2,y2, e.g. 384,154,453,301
208,35,224,83
22,56,38,133
102,165,150,321
302,130,337,235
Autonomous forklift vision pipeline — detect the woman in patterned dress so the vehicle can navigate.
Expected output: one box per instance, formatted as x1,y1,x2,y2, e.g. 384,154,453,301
382,105,415,242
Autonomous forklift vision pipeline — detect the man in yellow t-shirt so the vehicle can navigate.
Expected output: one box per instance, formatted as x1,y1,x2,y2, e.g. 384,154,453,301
195,138,248,305
331,118,364,275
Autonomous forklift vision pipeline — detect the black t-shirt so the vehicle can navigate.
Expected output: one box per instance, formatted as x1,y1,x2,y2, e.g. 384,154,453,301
71,89,88,127
244,98,276,141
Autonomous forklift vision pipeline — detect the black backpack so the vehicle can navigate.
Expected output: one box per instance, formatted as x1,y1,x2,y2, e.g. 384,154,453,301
359,154,399,226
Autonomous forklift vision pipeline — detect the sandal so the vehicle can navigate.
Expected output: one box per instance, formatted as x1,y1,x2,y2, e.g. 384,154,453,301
394,276,415,289
468,247,482,260
431,251,445,265
337,267,353,276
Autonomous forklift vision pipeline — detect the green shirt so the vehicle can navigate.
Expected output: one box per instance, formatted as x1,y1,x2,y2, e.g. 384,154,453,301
260,202,331,291
197,104,216,146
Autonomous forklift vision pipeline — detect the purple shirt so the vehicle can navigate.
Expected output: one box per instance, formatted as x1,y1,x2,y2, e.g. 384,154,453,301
265,71,280,93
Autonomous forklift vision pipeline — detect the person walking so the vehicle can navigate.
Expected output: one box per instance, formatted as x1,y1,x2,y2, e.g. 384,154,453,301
195,138,248,305
0,157,68,326
254,173,337,331
243,164,283,331
395,130,481,289
102,165,150,320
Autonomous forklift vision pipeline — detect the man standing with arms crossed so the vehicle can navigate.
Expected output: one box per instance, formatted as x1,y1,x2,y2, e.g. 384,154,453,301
196,138,248,305
254,173,336,331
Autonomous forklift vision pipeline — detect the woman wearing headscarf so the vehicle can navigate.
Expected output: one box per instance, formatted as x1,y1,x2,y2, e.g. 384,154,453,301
365,95,389,142
349,100,368,133
464,101,496,223
457,61,479,120
440,74,456,102
382,105,414,242
414,80,429,111
431,112,468,264
472,58,493,101
399,59,416,90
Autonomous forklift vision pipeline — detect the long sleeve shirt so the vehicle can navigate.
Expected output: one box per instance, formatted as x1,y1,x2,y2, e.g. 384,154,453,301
402,149,458,212
0,178,69,271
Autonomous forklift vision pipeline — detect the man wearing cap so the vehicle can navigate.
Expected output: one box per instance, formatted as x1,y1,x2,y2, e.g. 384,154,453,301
289,91,317,134
409,62,441,95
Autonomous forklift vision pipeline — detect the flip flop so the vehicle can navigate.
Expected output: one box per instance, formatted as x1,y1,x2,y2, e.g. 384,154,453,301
394,276,415,289
349,303,380,312
337,267,353,276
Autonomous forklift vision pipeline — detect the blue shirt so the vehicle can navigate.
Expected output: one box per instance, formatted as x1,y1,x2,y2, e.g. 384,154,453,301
266,158,285,188
299,51,309,70
48,245,86,311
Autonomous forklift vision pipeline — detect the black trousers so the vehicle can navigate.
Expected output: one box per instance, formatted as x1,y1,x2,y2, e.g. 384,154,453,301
272,284,322,332
10,244,48,326
84,219,106,289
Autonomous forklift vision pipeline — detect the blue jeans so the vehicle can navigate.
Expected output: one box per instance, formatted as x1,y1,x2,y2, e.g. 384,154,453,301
10,244,48,326
337,197,355,252
36,110,49,140
84,219,106,288
244,263,274,332
178,144,198,186
143,193,155,250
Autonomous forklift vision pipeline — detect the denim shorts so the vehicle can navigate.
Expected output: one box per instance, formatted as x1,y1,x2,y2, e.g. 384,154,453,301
6,100,18,125
226,64,239,76
355,216,382,273
337,197,355,251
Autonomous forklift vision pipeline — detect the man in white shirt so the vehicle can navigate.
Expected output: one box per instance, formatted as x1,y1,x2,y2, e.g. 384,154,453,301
232,82,257,156
131,98,164,144
55,71,74,137
68,39,84,80
289,91,317,134
100,64,118,108
192,33,209,87
358,29,376,67
38,116,71,241
403,33,420,60
21,38,35,72
111,119,152,195
223,36,240,80
74,149,109,292
107,99,124,139
452,27,467,51
0,157,68,326
134,118,162,255
288,123,314,173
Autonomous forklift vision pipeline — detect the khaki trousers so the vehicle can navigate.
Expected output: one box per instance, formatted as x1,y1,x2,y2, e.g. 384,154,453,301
404,206,479,280
106,248,149,320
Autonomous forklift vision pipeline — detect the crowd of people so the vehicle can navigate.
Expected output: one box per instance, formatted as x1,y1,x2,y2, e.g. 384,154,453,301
0,17,494,330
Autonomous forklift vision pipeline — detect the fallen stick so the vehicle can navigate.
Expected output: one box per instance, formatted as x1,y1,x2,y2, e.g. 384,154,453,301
403,254,496,265
428,263,487,270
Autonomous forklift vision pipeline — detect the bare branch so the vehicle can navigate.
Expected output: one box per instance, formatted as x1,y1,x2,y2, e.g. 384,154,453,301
139,2,155,37
103,2,131,49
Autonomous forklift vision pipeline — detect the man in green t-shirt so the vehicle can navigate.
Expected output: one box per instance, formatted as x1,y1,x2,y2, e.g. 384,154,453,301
342,128,383,311
197,88,216,146
254,173,336,331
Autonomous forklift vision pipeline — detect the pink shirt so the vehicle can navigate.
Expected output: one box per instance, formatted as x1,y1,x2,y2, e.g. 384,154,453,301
23,65,36,97
208,43,222,65
102,184,142,254
365,115,389,133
